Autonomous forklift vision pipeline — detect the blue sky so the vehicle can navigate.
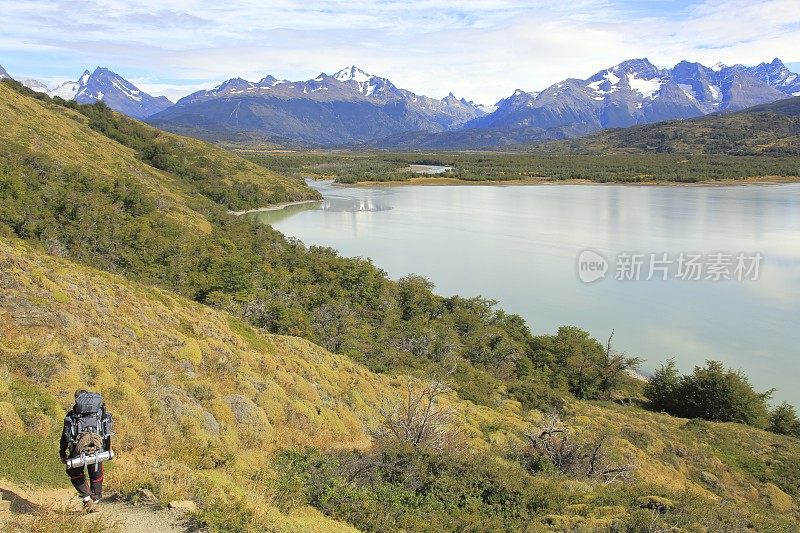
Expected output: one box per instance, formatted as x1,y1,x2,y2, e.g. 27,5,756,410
1,0,798,104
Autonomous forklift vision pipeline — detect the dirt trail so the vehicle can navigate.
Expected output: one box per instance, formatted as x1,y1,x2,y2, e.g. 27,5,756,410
0,479,194,532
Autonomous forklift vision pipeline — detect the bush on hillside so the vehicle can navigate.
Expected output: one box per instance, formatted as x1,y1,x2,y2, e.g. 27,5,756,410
769,402,800,437
645,360,773,428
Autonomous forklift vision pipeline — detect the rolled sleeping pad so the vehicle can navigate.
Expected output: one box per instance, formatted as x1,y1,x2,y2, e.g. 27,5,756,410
65,450,115,469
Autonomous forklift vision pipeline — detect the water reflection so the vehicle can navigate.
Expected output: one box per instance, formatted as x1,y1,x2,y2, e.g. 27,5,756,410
321,195,393,213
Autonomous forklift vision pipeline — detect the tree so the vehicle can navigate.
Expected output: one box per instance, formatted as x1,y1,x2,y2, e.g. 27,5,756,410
597,330,643,399
523,415,633,483
397,275,441,321
644,360,773,428
681,361,772,427
369,378,461,451
769,402,800,437
644,360,681,413
531,327,640,400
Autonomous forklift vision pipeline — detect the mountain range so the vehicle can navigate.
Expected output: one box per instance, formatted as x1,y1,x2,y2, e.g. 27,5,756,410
149,58,799,147
3,58,798,146
147,66,489,145
374,58,800,149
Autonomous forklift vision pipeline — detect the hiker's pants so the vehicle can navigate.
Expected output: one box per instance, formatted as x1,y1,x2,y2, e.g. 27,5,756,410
66,460,103,499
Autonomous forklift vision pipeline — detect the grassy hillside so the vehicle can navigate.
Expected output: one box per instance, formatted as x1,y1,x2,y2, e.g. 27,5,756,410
534,97,800,156
0,80,319,214
0,237,535,531
2,237,799,531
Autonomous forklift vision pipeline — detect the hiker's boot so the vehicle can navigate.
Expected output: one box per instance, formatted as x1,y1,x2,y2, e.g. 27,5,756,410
83,497,99,513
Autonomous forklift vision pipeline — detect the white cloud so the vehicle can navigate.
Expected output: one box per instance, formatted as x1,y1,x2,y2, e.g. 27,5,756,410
0,0,798,104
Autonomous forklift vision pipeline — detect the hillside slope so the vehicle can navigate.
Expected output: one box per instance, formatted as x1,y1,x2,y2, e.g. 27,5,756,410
0,80,319,216
1,237,799,531
534,96,800,156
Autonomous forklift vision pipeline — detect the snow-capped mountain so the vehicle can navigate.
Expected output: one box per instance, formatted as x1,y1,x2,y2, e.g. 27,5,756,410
67,68,172,119
150,65,487,145
470,58,790,135
737,58,800,97
21,78,50,93
0,66,64,95
176,65,485,125
146,57,797,148
0,65,172,118
49,79,81,100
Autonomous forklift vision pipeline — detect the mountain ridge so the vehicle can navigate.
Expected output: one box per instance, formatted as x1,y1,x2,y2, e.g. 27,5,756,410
461,58,789,140
6,57,798,146
3,66,172,119
70,67,173,118
147,57,798,148
148,65,488,145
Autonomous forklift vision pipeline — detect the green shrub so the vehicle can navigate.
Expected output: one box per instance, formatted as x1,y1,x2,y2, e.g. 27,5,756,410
272,444,574,533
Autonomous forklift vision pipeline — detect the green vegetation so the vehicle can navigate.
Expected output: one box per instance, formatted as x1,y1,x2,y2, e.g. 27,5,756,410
0,434,65,486
0,133,645,414
242,149,800,184
273,444,577,533
1,78,318,212
770,402,800,437
644,360,773,427
271,437,800,532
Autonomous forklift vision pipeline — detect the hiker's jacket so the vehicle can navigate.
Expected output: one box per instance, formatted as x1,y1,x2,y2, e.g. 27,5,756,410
59,404,113,460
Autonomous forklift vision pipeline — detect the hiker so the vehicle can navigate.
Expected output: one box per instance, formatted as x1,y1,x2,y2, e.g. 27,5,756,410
59,389,114,513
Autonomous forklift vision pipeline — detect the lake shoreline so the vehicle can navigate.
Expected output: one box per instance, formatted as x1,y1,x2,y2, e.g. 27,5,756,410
339,175,800,188
229,199,322,216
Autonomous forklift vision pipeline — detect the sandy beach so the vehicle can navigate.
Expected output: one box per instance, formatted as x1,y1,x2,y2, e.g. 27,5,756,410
228,199,322,216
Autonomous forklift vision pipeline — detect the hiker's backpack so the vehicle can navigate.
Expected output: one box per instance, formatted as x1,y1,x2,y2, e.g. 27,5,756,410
70,392,113,455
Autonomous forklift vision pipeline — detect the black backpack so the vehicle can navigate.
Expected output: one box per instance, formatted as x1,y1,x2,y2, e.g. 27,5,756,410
70,392,113,453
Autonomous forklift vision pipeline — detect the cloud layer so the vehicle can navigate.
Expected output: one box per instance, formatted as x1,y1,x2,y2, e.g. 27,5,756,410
1,0,798,104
